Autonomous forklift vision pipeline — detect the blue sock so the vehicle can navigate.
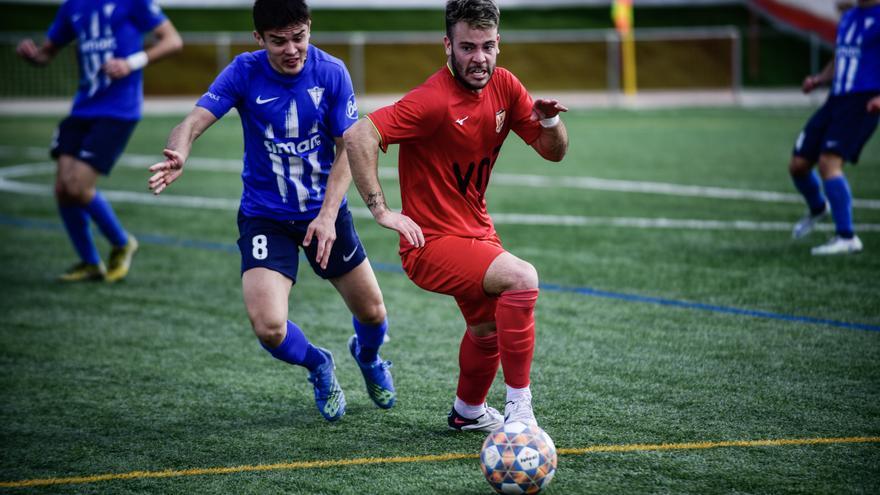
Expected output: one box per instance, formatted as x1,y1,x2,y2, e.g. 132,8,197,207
261,321,327,371
84,191,128,247
353,316,388,364
792,171,827,215
824,176,854,238
58,204,100,264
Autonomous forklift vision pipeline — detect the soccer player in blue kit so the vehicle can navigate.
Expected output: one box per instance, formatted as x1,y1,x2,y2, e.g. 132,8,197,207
789,0,880,255
17,0,182,281
148,0,394,422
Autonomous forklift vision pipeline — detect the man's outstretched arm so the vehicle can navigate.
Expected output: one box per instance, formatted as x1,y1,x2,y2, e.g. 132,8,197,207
16,38,60,66
148,106,217,195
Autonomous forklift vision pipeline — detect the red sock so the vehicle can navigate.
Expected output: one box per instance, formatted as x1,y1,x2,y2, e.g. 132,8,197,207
496,288,538,389
456,329,500,405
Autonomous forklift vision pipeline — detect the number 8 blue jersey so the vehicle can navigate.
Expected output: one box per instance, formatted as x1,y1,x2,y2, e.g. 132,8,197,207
196,46,359,221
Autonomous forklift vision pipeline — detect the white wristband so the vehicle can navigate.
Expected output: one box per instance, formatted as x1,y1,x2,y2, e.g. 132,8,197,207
125,51,148,71
539,115,560,128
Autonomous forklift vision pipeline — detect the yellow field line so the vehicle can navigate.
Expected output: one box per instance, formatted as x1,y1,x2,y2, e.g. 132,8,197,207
1,436,877,488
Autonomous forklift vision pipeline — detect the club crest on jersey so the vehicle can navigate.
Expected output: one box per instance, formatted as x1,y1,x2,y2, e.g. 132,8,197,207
307,86,324,109
495,109,506,133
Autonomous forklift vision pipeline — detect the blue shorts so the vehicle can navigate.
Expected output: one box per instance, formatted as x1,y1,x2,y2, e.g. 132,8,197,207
236,206,367,282
793,92,880,164
50,116,138,174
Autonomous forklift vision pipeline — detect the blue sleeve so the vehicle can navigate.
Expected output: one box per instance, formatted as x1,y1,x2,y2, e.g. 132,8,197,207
196,56,247,119
46,1,75,47
130,0,167,33
328,64,359,137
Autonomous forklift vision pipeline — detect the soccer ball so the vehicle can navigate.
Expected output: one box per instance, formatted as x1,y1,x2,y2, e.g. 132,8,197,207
479,421,557,494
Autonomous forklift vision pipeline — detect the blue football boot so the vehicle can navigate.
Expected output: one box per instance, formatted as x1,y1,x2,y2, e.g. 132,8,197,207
306,348,346,422
348,335,396,409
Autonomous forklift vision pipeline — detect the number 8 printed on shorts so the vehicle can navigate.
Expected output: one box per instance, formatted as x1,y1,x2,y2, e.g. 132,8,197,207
252,234,268,260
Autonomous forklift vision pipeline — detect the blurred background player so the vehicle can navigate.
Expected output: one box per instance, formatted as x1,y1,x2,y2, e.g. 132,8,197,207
148,0,394,422
345,0,568,430
16,0,182,281
788,0,880,255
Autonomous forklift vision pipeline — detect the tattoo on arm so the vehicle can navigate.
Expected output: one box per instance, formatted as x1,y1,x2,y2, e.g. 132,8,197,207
365,191,386,211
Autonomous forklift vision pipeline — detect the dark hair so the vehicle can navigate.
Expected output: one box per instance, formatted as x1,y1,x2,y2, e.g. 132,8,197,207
445,0,500,40
253,0,310,35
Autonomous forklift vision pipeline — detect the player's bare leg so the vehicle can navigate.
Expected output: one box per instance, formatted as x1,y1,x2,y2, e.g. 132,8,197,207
56,155,137,281
244,267,345,421
483,252,540,425
242,267,292,347
788,155,829,239
331,259,396,409
330,259,386,326
55,156,105,280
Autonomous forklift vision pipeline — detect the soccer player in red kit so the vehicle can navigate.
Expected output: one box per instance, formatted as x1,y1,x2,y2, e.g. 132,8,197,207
345,0,568,431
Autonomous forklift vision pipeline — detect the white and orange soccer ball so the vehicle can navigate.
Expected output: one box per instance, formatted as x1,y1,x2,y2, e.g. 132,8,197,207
479,421,557,494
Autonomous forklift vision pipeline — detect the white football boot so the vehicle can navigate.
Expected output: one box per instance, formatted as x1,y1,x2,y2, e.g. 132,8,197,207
504,399,537,426
448,404,504,432
792,202,829,239
811,235,863,256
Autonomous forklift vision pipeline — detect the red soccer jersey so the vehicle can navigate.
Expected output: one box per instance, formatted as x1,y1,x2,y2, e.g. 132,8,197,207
367,65,542,252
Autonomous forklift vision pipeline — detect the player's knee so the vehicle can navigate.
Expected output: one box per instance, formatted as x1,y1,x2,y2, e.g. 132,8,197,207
54,181,72,204
57,176,92,205
506,261,539,291
788,156,812,176
355,302,387,326
250,316,287,348
817,154,844,180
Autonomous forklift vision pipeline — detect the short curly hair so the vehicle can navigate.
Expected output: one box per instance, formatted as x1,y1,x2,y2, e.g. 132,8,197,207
445,0,500,40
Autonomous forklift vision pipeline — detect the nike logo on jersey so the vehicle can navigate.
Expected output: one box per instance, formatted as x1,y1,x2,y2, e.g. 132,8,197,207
342,245,359,262
79,150,95,159
826,140,839,148
256,95,280,105
455,116,469,126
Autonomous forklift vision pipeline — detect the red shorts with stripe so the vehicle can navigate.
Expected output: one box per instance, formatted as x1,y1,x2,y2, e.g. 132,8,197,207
400,234,505,326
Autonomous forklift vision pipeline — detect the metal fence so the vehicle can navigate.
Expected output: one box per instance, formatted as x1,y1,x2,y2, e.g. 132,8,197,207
0,26,801,98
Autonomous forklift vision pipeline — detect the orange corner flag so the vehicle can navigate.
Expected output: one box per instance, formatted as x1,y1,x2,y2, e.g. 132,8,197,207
612,0,634,35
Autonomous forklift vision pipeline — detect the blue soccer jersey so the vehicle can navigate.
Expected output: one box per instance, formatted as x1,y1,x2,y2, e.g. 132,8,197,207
47,0,166,120
196,46,359,221
833,4,880,95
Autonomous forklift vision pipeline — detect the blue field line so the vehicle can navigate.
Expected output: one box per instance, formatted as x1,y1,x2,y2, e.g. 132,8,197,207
3,214,878,333
539,283,880,332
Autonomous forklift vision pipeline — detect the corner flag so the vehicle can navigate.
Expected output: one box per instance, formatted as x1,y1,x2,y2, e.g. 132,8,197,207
612,0,633,35
612,0,637,95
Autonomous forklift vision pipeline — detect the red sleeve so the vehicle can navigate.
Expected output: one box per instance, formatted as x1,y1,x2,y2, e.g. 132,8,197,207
367,83,445,153
503,70,542,145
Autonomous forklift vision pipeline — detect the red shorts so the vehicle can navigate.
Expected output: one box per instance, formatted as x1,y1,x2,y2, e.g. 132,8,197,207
400,234,505,326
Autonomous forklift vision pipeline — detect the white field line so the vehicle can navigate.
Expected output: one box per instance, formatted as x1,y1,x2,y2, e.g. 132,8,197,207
3,146,880,209
2,159,880,232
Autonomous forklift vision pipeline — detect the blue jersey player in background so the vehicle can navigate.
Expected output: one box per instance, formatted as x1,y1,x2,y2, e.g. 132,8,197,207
789,0,880,255
148,0,394,422
17,0,182,281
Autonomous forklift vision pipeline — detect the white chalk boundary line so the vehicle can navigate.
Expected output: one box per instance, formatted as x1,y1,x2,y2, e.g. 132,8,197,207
3,145,879,210
1,151,879,232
